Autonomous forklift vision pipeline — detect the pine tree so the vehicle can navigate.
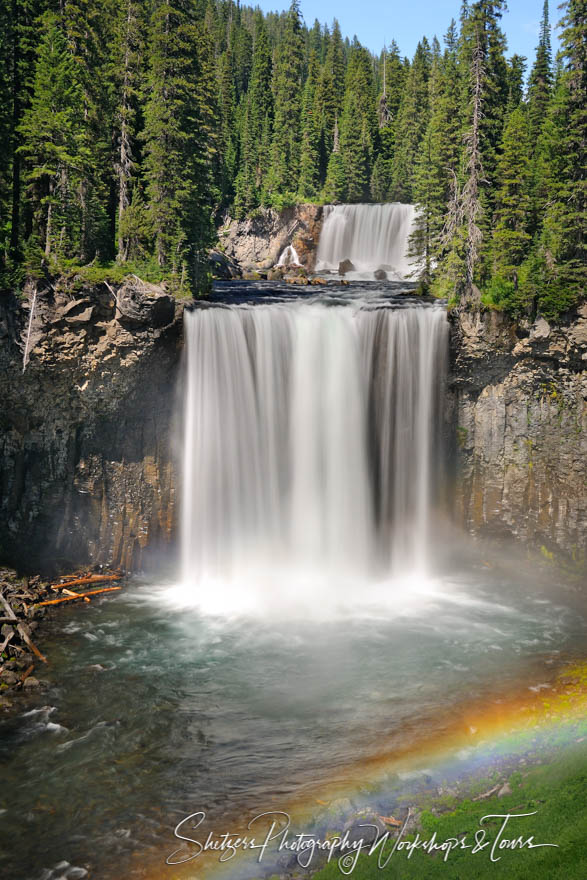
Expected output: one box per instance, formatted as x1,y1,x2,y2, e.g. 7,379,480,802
110,0,145,262
339,45,377,202
506,53,526,108
298,50,321,199
18,13,90,262
233,12,272,216
438,30,486,300
391,39,432,201
527,0,552,140
322,118,347,202
489,105,533,311
268,0,304,197
409,26,462,282
217,46,238,206
528,0,586,319
143,0,218,291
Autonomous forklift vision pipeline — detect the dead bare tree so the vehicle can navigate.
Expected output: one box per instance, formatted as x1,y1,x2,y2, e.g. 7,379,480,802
462,31,485,299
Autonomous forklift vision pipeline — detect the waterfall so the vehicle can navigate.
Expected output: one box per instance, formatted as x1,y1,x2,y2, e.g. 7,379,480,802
315,203,418,280
277,244,301,267
181,298,448,614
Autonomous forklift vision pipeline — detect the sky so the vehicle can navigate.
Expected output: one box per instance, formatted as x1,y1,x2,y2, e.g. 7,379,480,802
253,0,561,65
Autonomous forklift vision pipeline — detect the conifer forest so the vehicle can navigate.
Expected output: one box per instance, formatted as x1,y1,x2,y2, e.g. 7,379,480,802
0,0,585,318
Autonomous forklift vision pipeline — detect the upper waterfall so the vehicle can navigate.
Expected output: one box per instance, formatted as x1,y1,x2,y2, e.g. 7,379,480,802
315,203,417,280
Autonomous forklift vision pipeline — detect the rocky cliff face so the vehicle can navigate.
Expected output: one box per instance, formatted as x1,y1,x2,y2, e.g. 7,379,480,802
219,204,323,272
448,304,586,562
1,265,584,576
0,279,183,574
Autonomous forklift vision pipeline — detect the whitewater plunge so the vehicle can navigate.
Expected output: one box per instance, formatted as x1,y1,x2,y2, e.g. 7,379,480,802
315,203,417,279
180,292,448,616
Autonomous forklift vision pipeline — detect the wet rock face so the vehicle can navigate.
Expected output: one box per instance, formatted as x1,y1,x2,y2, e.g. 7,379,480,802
0,279,182,574
448,304,586,560
218,204,323,272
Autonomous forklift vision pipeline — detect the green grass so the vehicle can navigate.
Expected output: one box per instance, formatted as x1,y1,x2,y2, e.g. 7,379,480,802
313,744,587,880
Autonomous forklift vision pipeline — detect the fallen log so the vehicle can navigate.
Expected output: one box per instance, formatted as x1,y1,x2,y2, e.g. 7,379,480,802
52,573,121,590
0,592,17,620
51,587,91,602
36,586,121,607
0,627,14,654
379,816,403,828
21,664,35,684
17,623,47,663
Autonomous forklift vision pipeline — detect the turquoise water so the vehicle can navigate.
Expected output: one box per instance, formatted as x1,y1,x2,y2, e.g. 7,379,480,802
0,555,584,880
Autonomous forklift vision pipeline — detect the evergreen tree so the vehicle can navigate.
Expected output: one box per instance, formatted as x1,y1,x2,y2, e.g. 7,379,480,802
391,39,432,201
527,0,552,140
143,0,217,291
110,0,145,262
528,0,586,318
268,0,304,197
18,14,90,262
489,105,533,309
322,118,347,202
233,13,272,216
339,45,377,201
298,50,321,199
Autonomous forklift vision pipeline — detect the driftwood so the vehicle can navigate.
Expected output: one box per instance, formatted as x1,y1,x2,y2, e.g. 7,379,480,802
17,624,47,663
21,664,35,684
37,586,121,607
52,573,121,590
0,627,14,654
0,592,16,620
51,587,91,602
1,589,47,662
379,816,403,828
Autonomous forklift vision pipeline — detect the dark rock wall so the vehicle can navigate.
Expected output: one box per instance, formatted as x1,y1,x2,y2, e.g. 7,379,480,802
0,270,584,575
0,280,183,574
448,304,586,561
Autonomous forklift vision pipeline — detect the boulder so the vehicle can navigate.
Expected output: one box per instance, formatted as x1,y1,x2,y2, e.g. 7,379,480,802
530,317,551,341
115,282,175,329
284,275,310,285
22,676,40,689
66,306,94,325
208,249,241,279
374,269,387,281
338,259,355,275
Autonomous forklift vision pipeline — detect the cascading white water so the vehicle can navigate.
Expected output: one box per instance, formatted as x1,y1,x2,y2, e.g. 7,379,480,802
277,244,301,267
315,203,418,280
181,298,448,615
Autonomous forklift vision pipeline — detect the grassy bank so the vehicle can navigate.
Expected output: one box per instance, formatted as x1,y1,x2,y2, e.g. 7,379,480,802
313,739,587,880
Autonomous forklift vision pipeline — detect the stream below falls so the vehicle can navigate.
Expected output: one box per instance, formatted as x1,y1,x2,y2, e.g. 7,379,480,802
0,558,585,880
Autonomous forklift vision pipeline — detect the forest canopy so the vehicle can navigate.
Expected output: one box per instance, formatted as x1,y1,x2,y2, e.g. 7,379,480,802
0,0,585,317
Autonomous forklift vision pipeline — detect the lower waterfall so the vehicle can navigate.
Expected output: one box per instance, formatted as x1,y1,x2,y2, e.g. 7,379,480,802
181,297,448,614
315,203,417,279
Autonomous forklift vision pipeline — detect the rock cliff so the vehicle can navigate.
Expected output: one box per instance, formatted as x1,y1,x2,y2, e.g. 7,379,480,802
0,267,584,576
218,204,323,272
0,278,182,573
448,303,586,562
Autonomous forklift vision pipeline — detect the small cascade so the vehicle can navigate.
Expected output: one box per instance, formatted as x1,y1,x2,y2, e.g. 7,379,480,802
277,244,301,267
315,203,417,280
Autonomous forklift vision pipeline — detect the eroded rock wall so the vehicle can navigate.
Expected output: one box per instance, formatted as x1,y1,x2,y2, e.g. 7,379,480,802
449,304,586,560
218,204,323,272
0,279,183,574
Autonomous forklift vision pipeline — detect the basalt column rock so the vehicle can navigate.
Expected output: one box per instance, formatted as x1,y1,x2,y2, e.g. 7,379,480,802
0,279,183,574
448,304,586,561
